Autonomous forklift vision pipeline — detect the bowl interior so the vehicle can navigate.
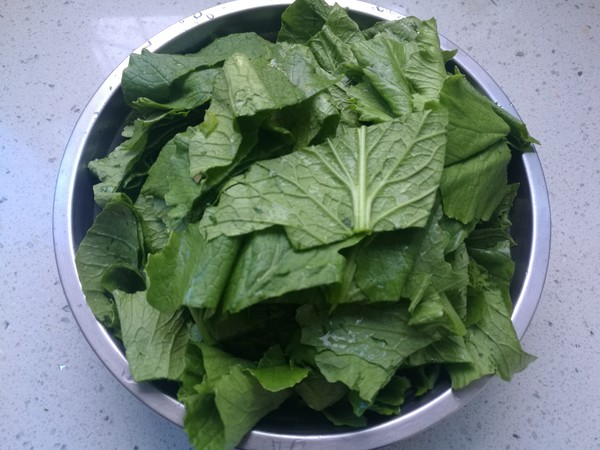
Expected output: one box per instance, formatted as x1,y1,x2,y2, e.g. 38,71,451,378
56,2,549,448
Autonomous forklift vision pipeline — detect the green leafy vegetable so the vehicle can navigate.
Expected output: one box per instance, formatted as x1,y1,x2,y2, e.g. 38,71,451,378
75,195,145,329
114,290,189,381
76,3,539,449
201,107,448,249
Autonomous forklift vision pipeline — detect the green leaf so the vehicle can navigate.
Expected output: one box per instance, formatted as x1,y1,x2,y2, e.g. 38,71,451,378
89,111,194,207
278,0,332,43
222,44,337,119
75,196,144,329
354,202,470,307
345,81,395,124
352,18,446,116
405,334,473,366
491,103,540,150
122,33,273,105
134,195,171,253
270,42,340,99
352,34,413,117
223,53,305,117
101,263,146,294
202,108,448,249
266,90,340,150
191,343,291,449
307,3,365,73
294,372,348,411
368,375,411,415
114,290,189,381
146,224,240,313
187,69,249,181
180,384,227,450
323,399,367,427
440,73,511,165
440,140,512,224
162,129,206,223
216,365,291,449
178,343,226,450
140,127,205,227
200,342,252,385
195,32,275,66
249,364,309,392
396,18,447,110
298,303,439,402
221,228,348,313
122,49,208,105
131,68,218,113
447,263,536,389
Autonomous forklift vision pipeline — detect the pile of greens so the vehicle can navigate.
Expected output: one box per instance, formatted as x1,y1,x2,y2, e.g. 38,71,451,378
76,0,539,448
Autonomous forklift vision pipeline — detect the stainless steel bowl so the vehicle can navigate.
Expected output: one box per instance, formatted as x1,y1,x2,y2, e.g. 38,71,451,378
53,1,551,448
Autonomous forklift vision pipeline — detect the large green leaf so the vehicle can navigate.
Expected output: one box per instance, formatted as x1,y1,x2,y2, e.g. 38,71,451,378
352,18,446,116
122,33,273,105
188,69,247,181
222,44,337,119
352,34,413,117
447,261,536,389
221,228,348,313
75,196,144,329
145,224,240,313
89,111,194,207
131,68,218,113
183,342,291,450
307,3,365,73
278,0,332,43
202,108,448,249
440,140,512,224
215,365,291,449
298,303,440,402
114,290,189,381
440,73,510,165
248,346,310,392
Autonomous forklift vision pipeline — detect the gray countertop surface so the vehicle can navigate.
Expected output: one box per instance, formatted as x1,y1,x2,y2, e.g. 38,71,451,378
1,0,598,448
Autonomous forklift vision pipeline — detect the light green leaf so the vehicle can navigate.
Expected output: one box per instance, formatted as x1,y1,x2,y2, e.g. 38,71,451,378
249,365,309,392
89,111,192,207
134,195,171,253
202,108,448,249
353,18,446,115
223,53,306,117
114,290,189,381
346,81,395,124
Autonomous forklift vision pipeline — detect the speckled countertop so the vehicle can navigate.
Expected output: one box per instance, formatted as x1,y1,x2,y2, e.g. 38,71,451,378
1,0,598,448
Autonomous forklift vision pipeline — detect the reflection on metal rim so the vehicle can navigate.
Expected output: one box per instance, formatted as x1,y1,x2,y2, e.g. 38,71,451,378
53,1,551,448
